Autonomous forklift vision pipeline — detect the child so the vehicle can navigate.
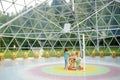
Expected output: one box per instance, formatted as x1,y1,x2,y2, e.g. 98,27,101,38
64,48,70,70
75,52,81,70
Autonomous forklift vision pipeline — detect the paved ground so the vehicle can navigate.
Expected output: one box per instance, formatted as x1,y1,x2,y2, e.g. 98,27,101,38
0,56,120,80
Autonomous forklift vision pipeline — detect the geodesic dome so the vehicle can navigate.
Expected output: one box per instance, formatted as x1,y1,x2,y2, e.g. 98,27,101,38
0,0,120,56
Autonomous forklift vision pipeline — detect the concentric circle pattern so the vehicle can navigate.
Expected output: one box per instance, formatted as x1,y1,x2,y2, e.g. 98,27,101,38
42,65,109,76
26,63,120,80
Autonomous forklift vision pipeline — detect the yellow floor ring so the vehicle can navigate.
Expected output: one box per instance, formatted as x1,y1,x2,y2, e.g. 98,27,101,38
42,65,109,76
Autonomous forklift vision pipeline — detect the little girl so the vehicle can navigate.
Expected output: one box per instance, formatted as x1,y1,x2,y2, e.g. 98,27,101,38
64,48,70,70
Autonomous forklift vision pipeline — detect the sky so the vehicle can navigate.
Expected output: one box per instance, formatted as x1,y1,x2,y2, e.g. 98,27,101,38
0,0,46,14
0,0,70,14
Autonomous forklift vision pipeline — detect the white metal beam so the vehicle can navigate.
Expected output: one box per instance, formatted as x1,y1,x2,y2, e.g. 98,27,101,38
0,0,49,29
71,0,114,30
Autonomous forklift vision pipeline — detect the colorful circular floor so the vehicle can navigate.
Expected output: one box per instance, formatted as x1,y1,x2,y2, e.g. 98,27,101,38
20,63,120,80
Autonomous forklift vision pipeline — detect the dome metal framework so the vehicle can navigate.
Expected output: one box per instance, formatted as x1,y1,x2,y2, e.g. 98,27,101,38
0,0,120,56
